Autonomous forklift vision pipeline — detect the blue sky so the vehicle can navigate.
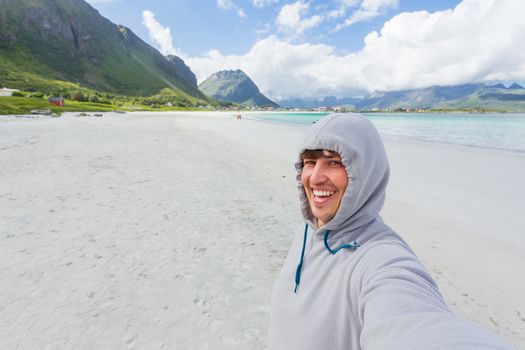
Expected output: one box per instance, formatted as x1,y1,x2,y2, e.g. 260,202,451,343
89,0,460,56
86,0,525,100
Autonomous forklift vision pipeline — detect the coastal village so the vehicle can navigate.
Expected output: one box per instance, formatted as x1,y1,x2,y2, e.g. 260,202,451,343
2,82,523,115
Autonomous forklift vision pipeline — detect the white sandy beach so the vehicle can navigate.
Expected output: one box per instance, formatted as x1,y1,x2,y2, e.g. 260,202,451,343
1,111,524,349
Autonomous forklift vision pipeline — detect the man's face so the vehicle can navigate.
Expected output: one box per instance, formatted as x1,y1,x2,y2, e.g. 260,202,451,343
301,150,348,228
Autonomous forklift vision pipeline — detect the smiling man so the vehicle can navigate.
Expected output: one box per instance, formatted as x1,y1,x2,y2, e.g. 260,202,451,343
301,149,347,228
268,114,511,350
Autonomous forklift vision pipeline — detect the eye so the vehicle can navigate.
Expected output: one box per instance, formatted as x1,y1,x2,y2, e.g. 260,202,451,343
303,160,316,167
329,160,344,167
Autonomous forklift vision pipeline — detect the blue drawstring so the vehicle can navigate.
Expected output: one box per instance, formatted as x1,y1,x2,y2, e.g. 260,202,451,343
323,230,360,255
294,224,361,293
294,224,309,293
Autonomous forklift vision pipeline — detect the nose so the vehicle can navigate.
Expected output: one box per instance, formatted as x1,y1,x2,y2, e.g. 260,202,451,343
309,162,327,185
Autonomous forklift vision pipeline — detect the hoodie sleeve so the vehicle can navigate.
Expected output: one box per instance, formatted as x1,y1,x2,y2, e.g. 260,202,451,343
354,243,513,350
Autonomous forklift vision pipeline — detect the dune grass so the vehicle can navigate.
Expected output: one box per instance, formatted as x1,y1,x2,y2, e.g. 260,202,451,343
0,96,121,114
0,96,226,115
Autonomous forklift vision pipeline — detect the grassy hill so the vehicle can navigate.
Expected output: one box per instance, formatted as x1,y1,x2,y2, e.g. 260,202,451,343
0,0,208,101
0,86,235,115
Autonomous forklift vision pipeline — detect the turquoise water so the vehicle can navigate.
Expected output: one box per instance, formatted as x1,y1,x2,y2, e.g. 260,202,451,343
247,112,329,126
248,112,525,153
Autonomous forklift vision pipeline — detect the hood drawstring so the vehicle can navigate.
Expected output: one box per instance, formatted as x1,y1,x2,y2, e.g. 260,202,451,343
323,230,360,255
294,223,361,293
294,224,309,293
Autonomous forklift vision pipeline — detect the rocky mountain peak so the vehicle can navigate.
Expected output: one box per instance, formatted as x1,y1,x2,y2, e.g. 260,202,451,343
198,69,278,107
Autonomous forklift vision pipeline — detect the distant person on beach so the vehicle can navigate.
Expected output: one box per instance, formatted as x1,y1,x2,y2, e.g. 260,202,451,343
268,113,511,349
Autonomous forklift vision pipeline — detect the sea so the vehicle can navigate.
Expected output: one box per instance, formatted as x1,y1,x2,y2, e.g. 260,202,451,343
247,112,525,153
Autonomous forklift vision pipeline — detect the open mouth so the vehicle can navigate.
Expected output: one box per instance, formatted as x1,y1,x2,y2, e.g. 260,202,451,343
312,189,335,205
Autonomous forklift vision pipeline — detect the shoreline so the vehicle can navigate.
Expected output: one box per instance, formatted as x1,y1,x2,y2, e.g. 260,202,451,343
165,111,525,155
1,111,524,348
2,105,525,117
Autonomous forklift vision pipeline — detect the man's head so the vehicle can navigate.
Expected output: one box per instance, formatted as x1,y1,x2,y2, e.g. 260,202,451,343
296,114,390,232
300,149,348,228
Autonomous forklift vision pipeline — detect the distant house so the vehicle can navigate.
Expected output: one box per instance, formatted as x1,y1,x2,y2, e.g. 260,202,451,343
0,87,20,97
48,97,64,107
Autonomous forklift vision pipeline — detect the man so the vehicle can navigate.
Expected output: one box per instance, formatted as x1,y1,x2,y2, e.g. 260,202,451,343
268,114,511,349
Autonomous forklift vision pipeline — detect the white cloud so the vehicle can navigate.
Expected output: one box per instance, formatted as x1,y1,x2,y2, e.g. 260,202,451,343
187,0,525,100
361,0,398,13
217,0,246,18
335,0,398,31
142,10,186,58
187,36,339,100
252,0,279,8
334,9,377,29
255,22,273,35
327,0,360,19
276,1,323,38
349,0,525,91
217,0,231,9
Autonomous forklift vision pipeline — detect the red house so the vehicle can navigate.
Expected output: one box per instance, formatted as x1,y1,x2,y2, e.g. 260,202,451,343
48,97,64,107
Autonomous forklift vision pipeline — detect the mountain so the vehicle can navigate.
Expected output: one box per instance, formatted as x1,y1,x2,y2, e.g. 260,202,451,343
360,83,525,111
277,84,489,110
198,69,279,107
355,84,485,110
0,0,206,99
278,83,525,112
435,84,525,111
165,55,197,87
487,83,506,89
508,83,524,90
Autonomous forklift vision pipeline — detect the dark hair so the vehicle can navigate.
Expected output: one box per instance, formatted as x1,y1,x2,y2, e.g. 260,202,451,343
300,149,339,167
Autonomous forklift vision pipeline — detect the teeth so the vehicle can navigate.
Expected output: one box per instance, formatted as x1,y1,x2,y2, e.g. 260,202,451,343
313,190,334,197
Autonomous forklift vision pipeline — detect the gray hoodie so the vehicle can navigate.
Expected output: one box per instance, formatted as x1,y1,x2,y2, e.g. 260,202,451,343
268,114,511,349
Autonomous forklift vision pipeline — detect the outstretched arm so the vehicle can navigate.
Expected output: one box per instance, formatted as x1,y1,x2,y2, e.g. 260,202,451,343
354,243,512,350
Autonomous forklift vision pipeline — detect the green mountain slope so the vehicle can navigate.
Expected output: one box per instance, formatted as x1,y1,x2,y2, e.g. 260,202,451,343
436,86,525,112
0,0,205,98
199,69,278,108
356,84,485,110
278,84,525,112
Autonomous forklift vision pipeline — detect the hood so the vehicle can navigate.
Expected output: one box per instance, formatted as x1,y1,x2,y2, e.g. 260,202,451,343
295,113,389,239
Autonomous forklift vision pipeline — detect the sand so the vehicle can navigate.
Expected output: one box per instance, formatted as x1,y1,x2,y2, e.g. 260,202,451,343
1,111,523,349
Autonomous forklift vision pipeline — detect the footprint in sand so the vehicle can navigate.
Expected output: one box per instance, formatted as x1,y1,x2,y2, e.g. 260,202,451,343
122,333,138,347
